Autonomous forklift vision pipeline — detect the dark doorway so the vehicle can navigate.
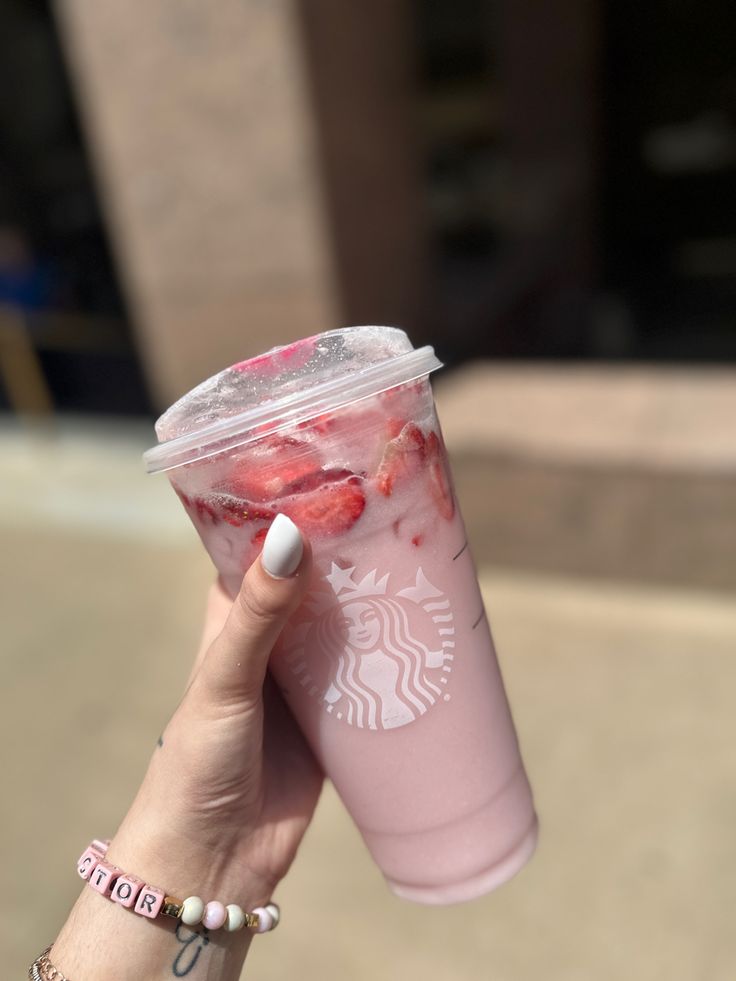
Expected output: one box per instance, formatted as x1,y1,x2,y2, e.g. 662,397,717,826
0,0,151,414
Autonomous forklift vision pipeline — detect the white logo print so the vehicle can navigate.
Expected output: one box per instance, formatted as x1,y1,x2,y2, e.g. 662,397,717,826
281,564,455,730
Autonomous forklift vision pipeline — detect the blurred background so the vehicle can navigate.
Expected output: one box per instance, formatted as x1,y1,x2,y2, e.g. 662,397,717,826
3,0,735,977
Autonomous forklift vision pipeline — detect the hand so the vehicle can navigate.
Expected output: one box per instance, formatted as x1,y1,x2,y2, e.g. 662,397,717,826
112,514,322,905
50,516,320,980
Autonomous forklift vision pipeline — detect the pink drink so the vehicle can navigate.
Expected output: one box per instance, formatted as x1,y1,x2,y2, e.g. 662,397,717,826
145,327,537,904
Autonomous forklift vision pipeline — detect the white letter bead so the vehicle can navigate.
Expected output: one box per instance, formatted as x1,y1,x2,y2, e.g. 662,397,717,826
181,896,205,926
225,904,246,932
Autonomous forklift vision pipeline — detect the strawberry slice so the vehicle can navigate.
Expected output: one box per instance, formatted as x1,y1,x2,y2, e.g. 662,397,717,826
297,411,339,436
252,526,269,546
425,431,454,520
281,478,366,536
174,484,277,529
299,402,387,438
376,422,426,496
215,496,277,528
223,435,322,502
174,485,219,524
231,336,317,376
281,467,358,496
385,417,406,439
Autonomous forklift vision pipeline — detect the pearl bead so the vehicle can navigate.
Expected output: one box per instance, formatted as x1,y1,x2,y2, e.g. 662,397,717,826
252,906,274,933
264,903,280,927
225,904,246,932
203,900,227,930
181,896,204,927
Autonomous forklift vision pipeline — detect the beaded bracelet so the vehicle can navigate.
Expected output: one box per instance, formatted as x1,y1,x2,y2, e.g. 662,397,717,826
77,839,280,934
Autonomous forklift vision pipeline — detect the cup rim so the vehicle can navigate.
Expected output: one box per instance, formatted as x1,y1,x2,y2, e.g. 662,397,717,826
143,345,442,474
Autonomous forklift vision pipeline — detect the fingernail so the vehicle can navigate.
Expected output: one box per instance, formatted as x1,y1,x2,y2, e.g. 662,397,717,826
261,514,303,579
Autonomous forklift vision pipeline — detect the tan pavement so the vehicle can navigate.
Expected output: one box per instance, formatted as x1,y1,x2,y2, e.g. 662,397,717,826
3,368,736,979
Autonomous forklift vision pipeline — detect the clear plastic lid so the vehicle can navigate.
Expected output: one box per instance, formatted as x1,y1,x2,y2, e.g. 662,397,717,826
143,326,443,473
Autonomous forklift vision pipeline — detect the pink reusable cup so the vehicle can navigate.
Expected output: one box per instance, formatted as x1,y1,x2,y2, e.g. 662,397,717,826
144,327,537,904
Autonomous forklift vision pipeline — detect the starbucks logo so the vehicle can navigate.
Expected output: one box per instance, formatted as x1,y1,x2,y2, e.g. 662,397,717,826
281,564,455,730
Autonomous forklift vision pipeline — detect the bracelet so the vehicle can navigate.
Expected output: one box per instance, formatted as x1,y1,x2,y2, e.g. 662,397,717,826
29,945,68,981
77,839,280,934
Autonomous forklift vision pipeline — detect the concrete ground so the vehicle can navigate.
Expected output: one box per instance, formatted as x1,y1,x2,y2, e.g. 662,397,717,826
3,366,736,979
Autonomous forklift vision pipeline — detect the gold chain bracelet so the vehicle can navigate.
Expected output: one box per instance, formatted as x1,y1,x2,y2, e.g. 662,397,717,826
28,945,69,981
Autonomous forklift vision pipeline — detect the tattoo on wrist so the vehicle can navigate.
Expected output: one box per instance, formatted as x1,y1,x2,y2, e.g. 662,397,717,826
157,734,164,749
172,924,209,976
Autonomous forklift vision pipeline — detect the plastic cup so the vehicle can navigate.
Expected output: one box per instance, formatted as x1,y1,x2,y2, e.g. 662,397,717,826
144,326,537,904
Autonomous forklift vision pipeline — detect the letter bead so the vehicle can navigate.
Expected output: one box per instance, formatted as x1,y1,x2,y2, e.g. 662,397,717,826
77,846,102,880
88,861,121,896
181,896,205,927
134,885,165,919
111,873,145,908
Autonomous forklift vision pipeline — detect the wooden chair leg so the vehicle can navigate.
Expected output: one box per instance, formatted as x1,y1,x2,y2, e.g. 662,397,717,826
0,305,55,418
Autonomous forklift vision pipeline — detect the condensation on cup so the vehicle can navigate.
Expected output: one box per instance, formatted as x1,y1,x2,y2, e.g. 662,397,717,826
144,327,537,905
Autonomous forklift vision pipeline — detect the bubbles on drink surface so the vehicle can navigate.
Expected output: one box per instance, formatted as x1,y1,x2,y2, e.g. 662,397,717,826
155,327,413,442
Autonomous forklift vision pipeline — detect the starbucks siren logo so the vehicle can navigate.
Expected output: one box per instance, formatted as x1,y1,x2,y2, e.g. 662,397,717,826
281,563,456,730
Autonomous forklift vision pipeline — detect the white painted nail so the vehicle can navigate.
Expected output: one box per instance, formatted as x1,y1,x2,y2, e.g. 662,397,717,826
261,514,303,579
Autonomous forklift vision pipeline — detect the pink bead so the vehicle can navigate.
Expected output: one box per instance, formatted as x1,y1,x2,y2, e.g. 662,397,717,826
252,907,274,933
202,901,227,930
77,846,102,880
134,885,165,919
91,839,110,856
111,873,145,908
88,861,121,896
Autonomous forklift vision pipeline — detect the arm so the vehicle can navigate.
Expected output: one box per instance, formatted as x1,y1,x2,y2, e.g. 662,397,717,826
48,516,320,980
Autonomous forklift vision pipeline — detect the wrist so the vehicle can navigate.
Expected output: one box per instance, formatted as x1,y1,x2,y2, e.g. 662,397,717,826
52,885,253,981
51,811,290,973
110,804,277,910
51,820,270,981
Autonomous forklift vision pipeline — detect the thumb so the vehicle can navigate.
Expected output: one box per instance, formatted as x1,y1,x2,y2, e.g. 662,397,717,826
190,514,311,710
